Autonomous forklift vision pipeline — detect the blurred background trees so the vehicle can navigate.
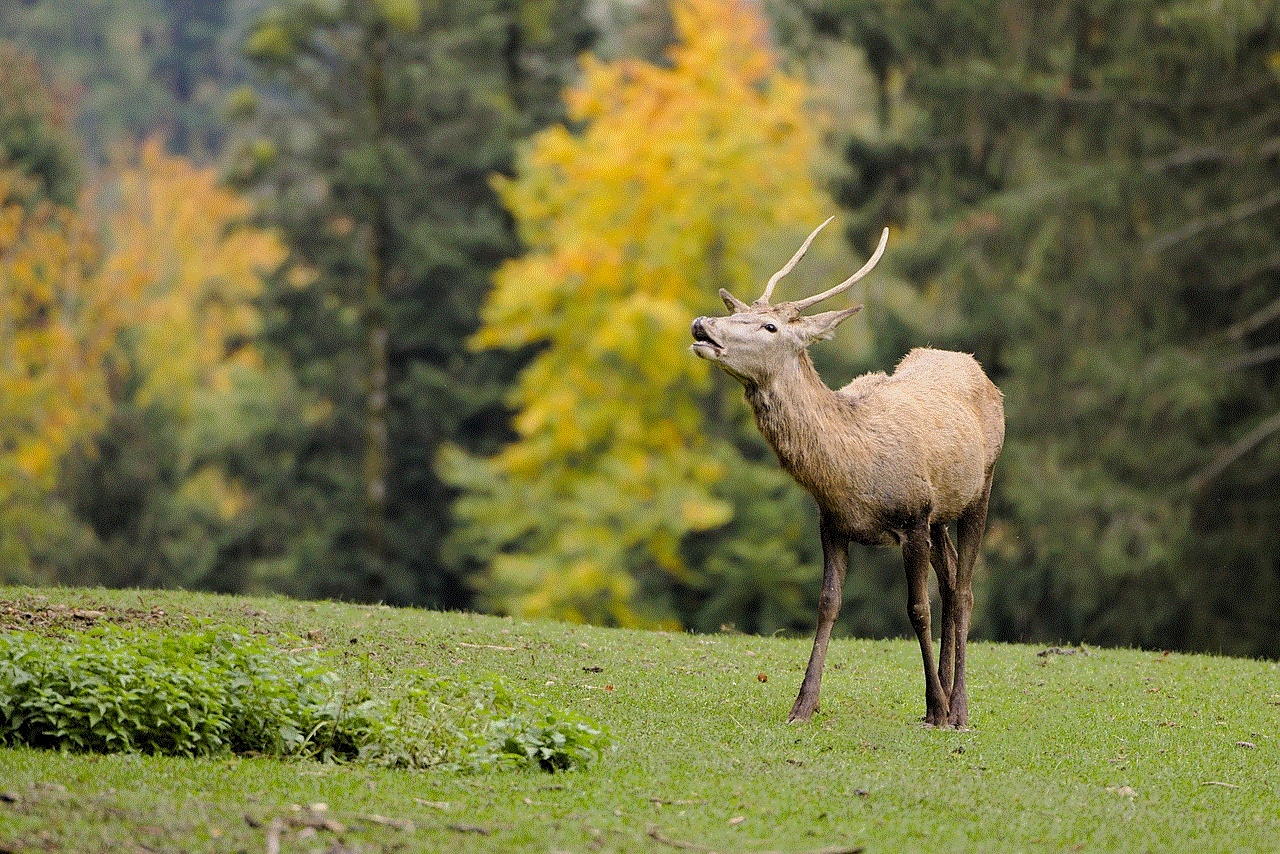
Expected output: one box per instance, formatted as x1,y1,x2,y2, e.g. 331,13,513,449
1,0,1277,657
441,0,832,629
795,0,1280,656
225,0,591,605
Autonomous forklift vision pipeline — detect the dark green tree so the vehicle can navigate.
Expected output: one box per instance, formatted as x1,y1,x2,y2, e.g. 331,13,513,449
797,0,1280,656
0,40,78,203
0,0,240,161
232,0,592,605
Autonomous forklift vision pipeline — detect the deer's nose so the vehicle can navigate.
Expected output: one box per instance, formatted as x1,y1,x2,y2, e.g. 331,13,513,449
691,318,722,348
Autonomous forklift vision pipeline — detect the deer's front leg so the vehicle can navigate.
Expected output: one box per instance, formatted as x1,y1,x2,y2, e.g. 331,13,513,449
788,517,848,723
904,517,950,727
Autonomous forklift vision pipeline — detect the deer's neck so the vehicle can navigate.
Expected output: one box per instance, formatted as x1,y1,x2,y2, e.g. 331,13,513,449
744,353,858,495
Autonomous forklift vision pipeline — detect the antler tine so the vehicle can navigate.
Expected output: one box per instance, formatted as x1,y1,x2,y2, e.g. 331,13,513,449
757,216,835,305
790,227,889,312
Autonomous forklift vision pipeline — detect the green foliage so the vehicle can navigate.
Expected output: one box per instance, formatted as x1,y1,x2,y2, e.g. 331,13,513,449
0,41,79,204
368,676,611,773
0,623,609,772
446,0,837,629
800,0,1280,656
233,0,592,608
0,625,336,758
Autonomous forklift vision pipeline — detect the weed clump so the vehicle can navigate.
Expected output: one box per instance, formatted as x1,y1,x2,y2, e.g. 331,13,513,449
0,625,609,772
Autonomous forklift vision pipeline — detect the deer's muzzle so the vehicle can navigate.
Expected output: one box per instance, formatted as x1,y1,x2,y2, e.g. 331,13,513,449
690,318,722,357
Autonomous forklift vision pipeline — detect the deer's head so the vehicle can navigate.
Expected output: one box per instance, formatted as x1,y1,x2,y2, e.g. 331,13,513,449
690,219,888,387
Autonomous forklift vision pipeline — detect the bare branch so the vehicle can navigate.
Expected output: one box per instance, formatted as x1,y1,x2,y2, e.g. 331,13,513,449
1224,344,1280,372
1146,187,1280,257
1186,409,1280,494
1215,251,1280,292
790,227,890,312
1225,295,1280,341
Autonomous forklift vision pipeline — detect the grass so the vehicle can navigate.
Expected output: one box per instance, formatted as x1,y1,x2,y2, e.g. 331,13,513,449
0,585,1276,853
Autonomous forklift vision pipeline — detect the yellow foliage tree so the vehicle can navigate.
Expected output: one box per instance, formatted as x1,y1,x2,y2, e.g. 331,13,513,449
0,141,287,580
90,139,287,534
94,139,285,420
0,169,116,575
443,0,832,626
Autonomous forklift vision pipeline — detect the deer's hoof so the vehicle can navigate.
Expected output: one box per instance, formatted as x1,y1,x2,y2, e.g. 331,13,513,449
786,702,817,723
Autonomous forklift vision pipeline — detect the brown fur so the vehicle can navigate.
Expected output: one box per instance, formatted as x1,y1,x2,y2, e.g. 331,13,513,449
689,225,1003,728
749,348,1002,548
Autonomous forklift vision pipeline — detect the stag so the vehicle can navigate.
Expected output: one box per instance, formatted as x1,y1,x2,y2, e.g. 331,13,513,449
689,219,1003,728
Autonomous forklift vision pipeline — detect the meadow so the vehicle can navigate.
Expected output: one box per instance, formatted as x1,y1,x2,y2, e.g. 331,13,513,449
0,585,1275,853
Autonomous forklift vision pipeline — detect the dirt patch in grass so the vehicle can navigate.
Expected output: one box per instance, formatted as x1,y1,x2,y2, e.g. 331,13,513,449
0,596,181,636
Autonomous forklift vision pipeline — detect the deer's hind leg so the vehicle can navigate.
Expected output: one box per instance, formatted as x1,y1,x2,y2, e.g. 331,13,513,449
904,517,949,727
931,523,959,698
947,473,994,729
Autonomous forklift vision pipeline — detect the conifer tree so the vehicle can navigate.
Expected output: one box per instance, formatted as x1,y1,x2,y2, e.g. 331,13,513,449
234,0,591,604
800,0,1280,656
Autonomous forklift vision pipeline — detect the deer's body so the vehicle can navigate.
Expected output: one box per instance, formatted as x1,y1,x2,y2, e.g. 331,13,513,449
751,347,1000,547
691,221,1003,728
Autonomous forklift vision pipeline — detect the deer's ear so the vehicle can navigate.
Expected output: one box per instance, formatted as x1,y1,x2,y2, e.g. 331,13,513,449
719,288,750,313
797,305,862,343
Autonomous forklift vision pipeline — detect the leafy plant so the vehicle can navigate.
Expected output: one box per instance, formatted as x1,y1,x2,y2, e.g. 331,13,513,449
341,674,609,772
0,625,609,772
0,626,324,757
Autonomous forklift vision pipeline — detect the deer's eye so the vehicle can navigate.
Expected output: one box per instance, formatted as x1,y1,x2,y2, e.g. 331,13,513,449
763,323,778,333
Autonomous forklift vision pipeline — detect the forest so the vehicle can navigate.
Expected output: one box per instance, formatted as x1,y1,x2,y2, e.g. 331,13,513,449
1,0,1277,658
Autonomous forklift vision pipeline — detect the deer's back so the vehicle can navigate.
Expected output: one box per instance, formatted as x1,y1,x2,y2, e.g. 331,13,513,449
835,347,1003,529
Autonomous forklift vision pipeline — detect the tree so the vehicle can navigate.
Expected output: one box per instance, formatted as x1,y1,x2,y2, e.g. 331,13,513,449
0,42,106,579
0,0,242,161
443,0,845,628
799,0,1280,656
234,0,592,604
54,139,287,592
0,167,114,580
0,40,79,204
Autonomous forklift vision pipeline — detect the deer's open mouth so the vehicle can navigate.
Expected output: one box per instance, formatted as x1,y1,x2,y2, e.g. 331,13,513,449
690,318,722,356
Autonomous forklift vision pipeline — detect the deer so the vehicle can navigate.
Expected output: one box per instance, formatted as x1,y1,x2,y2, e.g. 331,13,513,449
689,219,1003,728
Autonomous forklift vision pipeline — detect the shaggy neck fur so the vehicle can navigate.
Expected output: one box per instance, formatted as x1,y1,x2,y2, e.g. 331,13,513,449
744,352,859,501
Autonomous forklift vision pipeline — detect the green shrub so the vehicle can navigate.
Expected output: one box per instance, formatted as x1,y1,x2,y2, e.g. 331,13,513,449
0,625,320,757
0,625,610,772
365,675,611,772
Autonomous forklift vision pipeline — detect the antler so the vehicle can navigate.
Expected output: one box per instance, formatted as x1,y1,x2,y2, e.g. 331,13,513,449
789,226,889,312
757,216,836,305
718,221,890,313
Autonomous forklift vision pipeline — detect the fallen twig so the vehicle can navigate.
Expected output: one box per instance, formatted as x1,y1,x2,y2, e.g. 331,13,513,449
412,798,450,810
357,813,415,831
647,826,712,851
1037,646,1090,657
447,824,491,835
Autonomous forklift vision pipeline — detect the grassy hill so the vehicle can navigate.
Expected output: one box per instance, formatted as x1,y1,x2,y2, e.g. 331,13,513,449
0,585,1275,853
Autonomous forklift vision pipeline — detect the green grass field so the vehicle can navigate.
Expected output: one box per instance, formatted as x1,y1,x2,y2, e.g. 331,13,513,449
0,585,1275,853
